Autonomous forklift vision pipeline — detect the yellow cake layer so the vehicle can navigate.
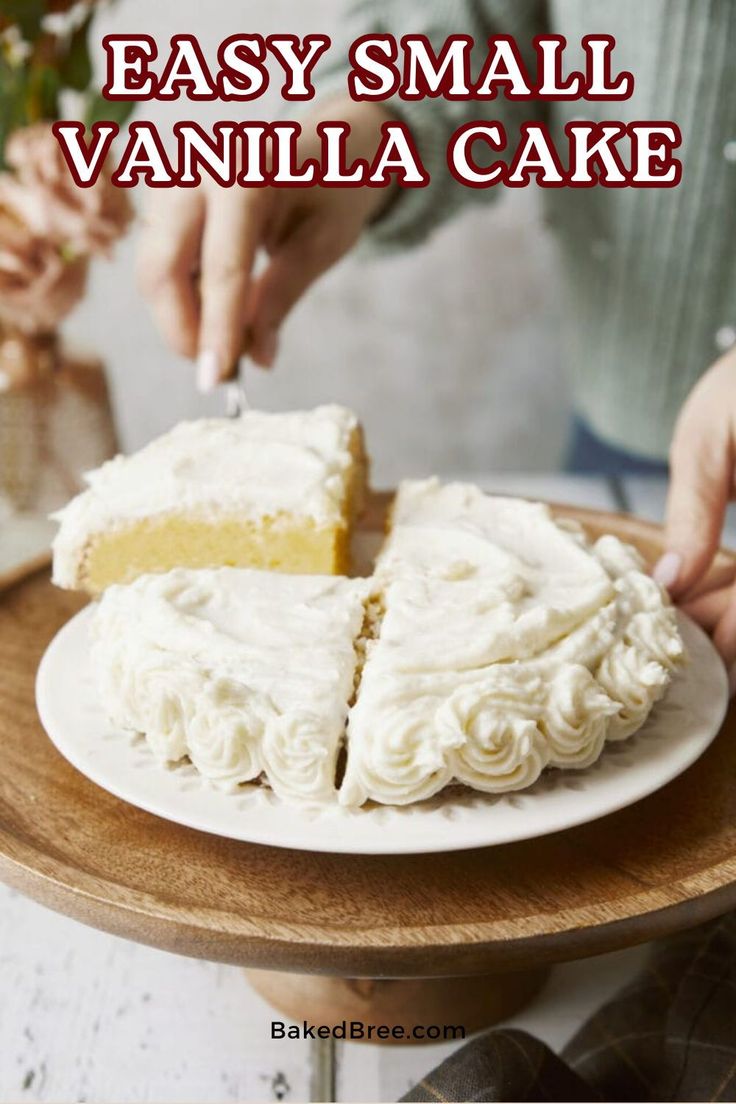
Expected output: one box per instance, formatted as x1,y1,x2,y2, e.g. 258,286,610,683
80,514,350,594
53,413,369,593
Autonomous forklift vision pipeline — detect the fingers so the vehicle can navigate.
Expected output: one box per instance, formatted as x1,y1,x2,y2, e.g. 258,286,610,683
677,557,736,603
681,585,731,632
654,410,732,598
136,189,205,359
684,582,736,692
197,185,265,390
247,216,350,367
713,586,736,691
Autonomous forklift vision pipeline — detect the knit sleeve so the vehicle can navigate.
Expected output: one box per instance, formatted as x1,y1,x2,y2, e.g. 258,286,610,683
312,0,549,252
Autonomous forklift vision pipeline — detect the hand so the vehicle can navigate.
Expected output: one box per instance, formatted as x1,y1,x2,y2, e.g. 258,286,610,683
136,97,394,389
654,346,736,679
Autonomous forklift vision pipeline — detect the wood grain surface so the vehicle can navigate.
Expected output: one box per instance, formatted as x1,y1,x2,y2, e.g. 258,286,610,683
1,496,736,980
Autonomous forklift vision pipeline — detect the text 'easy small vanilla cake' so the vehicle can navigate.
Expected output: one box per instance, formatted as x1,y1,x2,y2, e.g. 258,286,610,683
91,567,369,803
340,478,685,807
52,405,367,594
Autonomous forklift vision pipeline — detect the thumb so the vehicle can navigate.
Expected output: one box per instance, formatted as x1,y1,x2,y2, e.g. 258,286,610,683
655,418,731,597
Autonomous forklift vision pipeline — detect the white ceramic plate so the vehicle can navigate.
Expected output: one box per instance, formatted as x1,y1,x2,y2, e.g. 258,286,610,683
36,608,727,855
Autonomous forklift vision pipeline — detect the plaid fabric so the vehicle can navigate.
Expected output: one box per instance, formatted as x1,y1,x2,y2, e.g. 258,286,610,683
402,913,736,1102
402,1028,591,1103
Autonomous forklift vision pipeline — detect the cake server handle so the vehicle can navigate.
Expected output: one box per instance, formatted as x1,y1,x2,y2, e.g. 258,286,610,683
224,358,249,417
224,327,253,417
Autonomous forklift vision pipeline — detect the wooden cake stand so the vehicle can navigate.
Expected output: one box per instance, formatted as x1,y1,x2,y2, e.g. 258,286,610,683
2,498,736,1038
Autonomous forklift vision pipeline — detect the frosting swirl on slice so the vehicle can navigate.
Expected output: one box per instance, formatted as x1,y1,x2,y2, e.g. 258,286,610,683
543,665,619,768
186,677,271,788
438,670,548,792
340,683,461,807
262,712,336,802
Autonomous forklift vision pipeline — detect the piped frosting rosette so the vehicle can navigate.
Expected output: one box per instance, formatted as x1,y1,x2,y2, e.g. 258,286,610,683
542,665,620,768
184,676,272,788
437,669,548,792
262,712,339,802
592,535,685,740
340,675,464,807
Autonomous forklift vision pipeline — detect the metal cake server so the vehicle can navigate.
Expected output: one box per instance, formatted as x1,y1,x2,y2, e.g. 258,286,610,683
225,358,249,417
224,327,254,416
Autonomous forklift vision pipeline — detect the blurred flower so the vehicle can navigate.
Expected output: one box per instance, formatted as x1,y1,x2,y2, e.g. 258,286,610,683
0,180,88,335
4,123,133,257
42,1,98,38
0,25,33,66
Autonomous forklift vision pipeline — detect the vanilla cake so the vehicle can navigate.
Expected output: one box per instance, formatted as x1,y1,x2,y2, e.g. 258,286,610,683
89,477,685,807
91,567,369,802
52,405,367,594
339,479,685,807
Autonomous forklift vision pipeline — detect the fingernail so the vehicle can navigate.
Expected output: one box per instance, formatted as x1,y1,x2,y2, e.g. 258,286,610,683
653,551,682,591
259,329,279,368
729,664,736,698
197,350,220,393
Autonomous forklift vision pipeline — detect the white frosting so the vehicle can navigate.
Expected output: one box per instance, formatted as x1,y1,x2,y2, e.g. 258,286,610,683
91,567,368,802
52,405,359,587
90,476,685,808
372,481,616,670
439,668,548,793
340,479,685,807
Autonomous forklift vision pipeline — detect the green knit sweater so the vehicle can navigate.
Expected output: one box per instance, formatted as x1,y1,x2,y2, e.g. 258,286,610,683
316,0,736,460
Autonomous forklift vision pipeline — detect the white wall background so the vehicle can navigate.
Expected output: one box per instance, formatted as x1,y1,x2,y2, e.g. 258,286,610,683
66,0,568,486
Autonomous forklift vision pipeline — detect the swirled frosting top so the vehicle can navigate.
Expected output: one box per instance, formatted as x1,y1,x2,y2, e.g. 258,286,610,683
373,479,617,670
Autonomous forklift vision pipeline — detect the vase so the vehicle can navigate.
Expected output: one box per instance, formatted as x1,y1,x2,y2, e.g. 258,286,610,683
0,328,118,516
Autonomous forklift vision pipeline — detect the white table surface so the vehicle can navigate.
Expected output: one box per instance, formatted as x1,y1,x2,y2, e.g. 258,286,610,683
0,474,719,1103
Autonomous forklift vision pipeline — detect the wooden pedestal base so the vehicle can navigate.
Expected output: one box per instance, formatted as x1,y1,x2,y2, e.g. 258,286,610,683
246,968,550,1044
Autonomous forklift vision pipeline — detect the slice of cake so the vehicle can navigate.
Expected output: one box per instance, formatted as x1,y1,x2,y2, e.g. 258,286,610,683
340,478,684,807
91,566,369,803
52,405,367,594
